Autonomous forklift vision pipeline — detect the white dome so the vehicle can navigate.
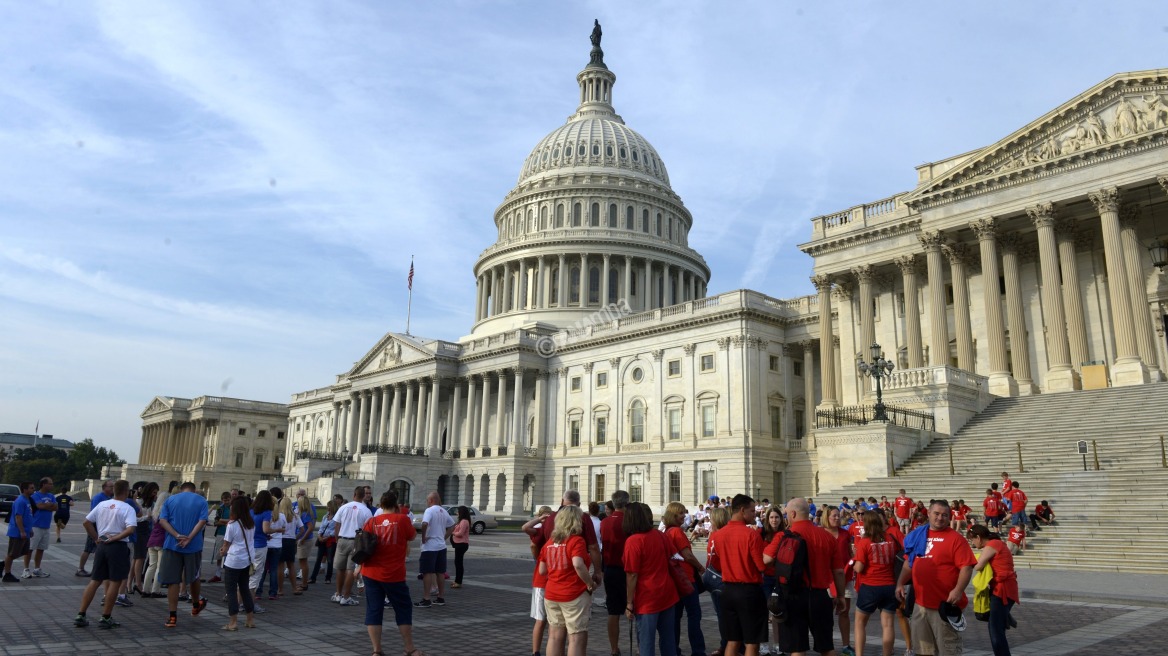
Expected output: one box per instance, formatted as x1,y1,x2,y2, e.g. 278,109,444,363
518,117,671,187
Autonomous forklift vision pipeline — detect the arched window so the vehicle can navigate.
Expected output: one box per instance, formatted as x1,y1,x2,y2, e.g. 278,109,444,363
608,273,618,303
556,204,564,227
590,202,600,227
608,203,617,228
573,203,582,227
605,144,613,157
570,267,581,304
592,143,600,156
625,206,634,230
578,144,586,156
630,400,645,443
589,266,600,304
642,209,650,233
667,216,672,240
551,268,560,305
527,209,534,233
656,212,662,235
540,206,548,230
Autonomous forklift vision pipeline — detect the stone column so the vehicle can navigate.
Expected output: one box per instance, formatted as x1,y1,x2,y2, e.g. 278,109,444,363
643,259,652,310
557,254,567,307
688,272,696,302
386,384,401,447
851,264,876,363
414,379,429,450
347,394,360,454
811,274,837,407
533,371,546,448
329,403,340,453
474,276,482,321
920,231,950,368
512,368,525,447
377,386,391,446
971,217,1017,396
941,243,976,372
540,256,550,309
401,383,415,449
450,379,463,452
485,268,496,316
495,369,509,448
601,254,611,306
579,253,588,306
365,389,379,448
502,262,513,313
1055,221,1090,370
426,377,440,453
801,340,815,437
623,256,633,308
999,235,1037,394
1027,203,1079,390
663,263,672,306
675,266,683,305
894,255,924,368
1120,205,1164,381
516,258,527,310
464,376,477,451
478,373,493,448
1088,187,1149,385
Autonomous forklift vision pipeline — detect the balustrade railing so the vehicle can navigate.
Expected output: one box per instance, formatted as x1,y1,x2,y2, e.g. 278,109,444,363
523,447,539,458
816,404,935,432
295,450,345,462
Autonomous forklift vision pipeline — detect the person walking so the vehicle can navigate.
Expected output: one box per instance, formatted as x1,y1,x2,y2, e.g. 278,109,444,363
333,486,373,606
54,490,74,543
969,525,1019,656
360,490,425,656
414,491,454,609
663,501,707,656
3,482,34,583
25,477,58,578
451,506,471,588
309,499,338,584
599,490,630,656
895,500,976,656
158,481,210,628
219,496,257,631
73,480,137,629
540,505,595,656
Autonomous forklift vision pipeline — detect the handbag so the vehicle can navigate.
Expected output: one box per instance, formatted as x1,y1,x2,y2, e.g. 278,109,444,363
352,529,378,565
240,523,255,577
700,567,723,595
660,532,694,597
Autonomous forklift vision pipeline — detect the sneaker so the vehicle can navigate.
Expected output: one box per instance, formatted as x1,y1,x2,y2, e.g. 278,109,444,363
356,578,364,589
178,593,191,602
434,597,445,606
98,616,120,630
905,650,915,656
384,597,393,607
253,604,266,614
32,569,49,578
414,599,432,609
760,645,771,655
20,569,31,579
339,596,359,606
73,614,89,627
164,615,177,629
841,647,856,656
207,575,222,583
114,595,133,607
191,597,207,616
331,593,341,603
75,569,90,577
429,586,438,596
2,573,19,583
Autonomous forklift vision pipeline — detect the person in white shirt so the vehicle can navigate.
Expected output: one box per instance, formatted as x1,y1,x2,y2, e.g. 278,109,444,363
218,496,257,630
332,487,373,606
414,491,454,608
73,480,137,629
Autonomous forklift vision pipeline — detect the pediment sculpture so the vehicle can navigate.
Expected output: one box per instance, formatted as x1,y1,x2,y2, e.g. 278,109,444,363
378,340,403,369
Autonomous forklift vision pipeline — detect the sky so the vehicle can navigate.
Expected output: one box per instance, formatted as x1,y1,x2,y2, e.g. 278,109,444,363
1,1,1164,462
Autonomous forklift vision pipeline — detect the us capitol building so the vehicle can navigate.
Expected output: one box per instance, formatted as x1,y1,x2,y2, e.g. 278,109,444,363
125,29,1168,514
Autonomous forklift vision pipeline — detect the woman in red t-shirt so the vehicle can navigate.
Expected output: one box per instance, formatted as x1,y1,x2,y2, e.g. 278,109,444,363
970,525,1020,656
622,502,680,656
703,506,731,656
537,505,595,656
822,506,855,656
358,491,421,656
853,511,900,656
663,502,706,656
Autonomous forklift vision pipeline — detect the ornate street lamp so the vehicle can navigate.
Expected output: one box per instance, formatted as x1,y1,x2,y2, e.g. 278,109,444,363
857,342,895,422
1145,186,1168,272
340,448,350,479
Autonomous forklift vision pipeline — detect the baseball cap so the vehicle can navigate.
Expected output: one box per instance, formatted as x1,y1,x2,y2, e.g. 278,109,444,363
938,601,966,632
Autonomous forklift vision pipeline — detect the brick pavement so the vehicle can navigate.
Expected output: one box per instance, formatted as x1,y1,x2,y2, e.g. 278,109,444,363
0,522,1163,655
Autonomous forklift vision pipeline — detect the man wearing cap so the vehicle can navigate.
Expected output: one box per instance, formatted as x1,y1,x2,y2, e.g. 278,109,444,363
895,500,976,656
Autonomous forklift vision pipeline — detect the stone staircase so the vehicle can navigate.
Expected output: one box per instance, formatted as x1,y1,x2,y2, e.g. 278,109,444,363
820,383,1168,573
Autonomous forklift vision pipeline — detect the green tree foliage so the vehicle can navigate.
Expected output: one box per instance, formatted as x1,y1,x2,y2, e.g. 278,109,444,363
1,439,123,491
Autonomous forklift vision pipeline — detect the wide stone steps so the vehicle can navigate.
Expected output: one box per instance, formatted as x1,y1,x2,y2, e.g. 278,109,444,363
819,383,1168,573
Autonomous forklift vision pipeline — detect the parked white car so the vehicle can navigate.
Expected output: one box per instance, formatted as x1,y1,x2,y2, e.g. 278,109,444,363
442,505,498,534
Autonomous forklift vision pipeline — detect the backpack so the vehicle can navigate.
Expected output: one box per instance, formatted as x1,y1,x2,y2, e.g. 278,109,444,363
767,529,808,622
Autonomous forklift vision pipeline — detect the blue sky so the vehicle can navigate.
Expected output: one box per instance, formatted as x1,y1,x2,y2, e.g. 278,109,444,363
1,1,1164,462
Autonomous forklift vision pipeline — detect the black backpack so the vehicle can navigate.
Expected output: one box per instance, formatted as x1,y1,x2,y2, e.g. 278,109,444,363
767,529,808,621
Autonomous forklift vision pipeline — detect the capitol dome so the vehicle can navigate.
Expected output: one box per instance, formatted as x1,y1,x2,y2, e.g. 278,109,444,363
469,24,711,337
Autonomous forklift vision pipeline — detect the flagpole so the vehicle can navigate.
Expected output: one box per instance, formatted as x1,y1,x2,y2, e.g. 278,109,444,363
405,255,414,335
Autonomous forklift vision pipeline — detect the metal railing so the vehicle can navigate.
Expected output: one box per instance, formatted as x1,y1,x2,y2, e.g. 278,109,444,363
294,450,345,462
815,404,935,432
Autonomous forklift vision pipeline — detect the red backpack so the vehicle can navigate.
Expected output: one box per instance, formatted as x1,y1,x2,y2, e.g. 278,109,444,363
770,529,808,588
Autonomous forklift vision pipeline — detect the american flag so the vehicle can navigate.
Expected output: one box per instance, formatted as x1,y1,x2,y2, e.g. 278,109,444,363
408,261,414,291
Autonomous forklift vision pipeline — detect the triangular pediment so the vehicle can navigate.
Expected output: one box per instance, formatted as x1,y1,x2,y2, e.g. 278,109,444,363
140,396,185,418
348,332,435,377
906,69,1168,209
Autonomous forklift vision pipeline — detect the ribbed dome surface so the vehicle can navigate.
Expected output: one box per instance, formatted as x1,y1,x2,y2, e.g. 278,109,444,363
517,117,671,187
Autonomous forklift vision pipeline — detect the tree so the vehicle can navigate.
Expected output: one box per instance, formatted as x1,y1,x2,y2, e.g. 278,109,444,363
0,439,122,491
64,439,124,483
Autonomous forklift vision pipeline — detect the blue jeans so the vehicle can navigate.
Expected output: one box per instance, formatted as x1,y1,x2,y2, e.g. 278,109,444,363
988,595,1014,656
673,589,706,655
636,605,678,656
257,546,281,595
1011,511,1025,526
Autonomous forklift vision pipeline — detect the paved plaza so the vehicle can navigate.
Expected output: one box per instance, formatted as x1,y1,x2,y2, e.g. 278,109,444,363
1,522,1165,655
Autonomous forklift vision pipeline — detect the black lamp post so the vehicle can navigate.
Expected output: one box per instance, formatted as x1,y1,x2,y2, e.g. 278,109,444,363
857,342,895,422
340,448,350,478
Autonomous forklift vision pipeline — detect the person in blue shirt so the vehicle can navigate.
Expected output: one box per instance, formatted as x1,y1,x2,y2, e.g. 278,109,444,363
78,480,114,577
27,477,59,578
55,492,74,543
158,482,210,627
3,482,35,583
839,496,854,512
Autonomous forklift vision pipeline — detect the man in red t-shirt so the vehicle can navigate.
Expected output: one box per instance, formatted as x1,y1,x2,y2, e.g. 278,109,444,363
359,491,422,656
895,500,976,656
534,490,602,586
894,490,913,534
1006,482,1028,528
779,498,846,656
598,490,630,656
716,494,767,656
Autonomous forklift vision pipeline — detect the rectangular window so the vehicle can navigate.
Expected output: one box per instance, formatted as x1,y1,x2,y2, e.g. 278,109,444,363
596,372,608,388
596,417,607,445
571,376,582,392
277,431,285,440
274,455,284,470
795,410,805,439
568,474,579,493
570,420,581,447
667,360,681,377
700,354,714,372
701,405,716,438
254,454,264,469
258,429,266,438
234,452,243,468
629,473,643,503
769,355,780,372
595,473,606,503
897,292,906,317
668,408,682,440
668,471,681,503
770,406,781,438
945,283,955,306
700,470,717,503
238,428,247,437
794,360,804,377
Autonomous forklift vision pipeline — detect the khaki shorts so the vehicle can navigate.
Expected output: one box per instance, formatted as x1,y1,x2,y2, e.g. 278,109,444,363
296,539,313,561
333,537,356,571
544,592,591,634
212,536,226,564
910,606,963,656
29,527,51,552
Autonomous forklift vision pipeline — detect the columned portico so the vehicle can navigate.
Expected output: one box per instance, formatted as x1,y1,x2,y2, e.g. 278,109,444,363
971,217,1018,396
1089,187,1150,386
1028,203,1080,391
811,275,837,408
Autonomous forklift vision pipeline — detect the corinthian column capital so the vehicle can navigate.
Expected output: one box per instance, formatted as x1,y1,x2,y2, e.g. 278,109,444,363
969,217,998,241
1088,186,1120,214
917,230,945,250
1119,203,1142,228
810,274,833,293
893,254,917,274
850,264,874,283
1026,202,1057,228
941,242,970,265
1158,175,1168,196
